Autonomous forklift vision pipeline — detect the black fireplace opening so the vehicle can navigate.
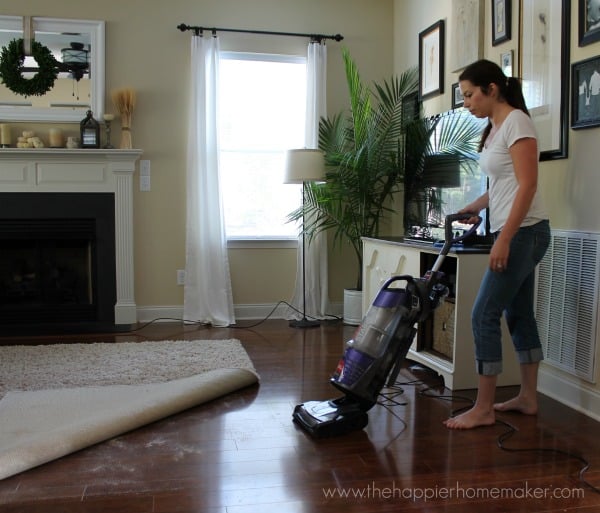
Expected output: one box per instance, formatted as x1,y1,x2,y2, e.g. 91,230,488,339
0,193,117,334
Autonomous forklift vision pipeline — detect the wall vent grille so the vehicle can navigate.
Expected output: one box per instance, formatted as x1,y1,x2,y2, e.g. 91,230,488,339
536,230,600,383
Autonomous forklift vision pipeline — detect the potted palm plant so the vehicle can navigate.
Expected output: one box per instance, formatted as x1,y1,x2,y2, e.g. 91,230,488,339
288,49,482,322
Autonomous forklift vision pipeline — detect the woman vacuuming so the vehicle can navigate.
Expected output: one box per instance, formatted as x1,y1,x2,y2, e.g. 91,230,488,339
444,59,550,430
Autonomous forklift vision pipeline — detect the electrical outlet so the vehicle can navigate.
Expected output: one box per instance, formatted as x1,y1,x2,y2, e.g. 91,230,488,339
177,269,186,286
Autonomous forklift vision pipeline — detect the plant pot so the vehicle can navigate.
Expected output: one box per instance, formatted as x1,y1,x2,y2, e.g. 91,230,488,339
343,288,363,326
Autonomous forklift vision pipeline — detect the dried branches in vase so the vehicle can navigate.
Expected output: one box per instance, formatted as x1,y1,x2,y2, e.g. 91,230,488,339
111,87,136,149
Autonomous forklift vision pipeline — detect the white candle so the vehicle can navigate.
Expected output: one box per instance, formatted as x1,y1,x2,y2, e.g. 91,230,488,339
0,124,11,146
103,113,115,122
49,128,64,148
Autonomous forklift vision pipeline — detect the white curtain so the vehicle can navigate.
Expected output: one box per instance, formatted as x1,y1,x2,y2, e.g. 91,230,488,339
289,41,330,320
184,34,235,327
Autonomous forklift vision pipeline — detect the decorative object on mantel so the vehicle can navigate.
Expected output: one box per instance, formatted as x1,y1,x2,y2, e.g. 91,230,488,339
80,110,100,148
0,38,58,97
48,128,64,148
111,87,136,149
103,113,115,149
16,129,44,148
66,136,79,149
0,124,11,147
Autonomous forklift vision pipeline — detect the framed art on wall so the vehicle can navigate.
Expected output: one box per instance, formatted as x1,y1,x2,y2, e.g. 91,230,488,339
452,82,464,109
519,0,570,160
501,49,514,76
419,20,445,101
579,0,600,46
492,0,512,45
451,0,484,71
571,55,600,129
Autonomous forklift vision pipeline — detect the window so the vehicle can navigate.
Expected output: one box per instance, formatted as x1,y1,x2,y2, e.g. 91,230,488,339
219,52,307,240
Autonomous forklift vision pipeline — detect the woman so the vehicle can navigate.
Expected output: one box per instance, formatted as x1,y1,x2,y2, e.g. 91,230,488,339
444,59,550,430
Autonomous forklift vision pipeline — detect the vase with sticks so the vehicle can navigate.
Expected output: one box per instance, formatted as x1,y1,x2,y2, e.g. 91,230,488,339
111,88,136,149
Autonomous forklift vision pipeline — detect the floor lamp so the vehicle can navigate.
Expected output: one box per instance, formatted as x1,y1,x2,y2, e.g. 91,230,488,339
284,148,325,328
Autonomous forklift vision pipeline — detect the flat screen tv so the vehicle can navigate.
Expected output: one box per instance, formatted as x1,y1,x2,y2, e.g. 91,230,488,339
404,109,491,246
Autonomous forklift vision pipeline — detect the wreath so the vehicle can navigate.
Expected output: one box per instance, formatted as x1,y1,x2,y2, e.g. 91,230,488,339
0,38,58,97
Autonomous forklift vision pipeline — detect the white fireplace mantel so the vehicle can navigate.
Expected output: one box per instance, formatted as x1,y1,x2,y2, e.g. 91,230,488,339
0,148,143,325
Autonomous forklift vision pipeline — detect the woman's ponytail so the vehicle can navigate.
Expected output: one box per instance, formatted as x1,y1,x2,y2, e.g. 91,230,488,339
505,76,529,115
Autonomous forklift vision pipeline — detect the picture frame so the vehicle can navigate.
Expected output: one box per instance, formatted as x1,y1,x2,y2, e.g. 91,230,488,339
451,0,484,71
452,82,464,109
500,49,514,76
402,91,421,122
419,20,445,101
492,0,512,46
571,55,600,129
519,0,570,160
579,0,600,46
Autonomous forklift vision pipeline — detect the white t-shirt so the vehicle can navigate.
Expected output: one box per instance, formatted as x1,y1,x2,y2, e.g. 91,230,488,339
478,109,548,233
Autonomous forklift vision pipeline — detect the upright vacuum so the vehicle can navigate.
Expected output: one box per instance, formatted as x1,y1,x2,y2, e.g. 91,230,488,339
292,213,481,437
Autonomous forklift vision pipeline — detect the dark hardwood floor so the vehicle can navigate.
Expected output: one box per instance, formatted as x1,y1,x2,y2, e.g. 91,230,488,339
1,319,600,512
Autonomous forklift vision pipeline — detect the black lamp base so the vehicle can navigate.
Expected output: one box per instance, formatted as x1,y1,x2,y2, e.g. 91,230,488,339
289,317,320,329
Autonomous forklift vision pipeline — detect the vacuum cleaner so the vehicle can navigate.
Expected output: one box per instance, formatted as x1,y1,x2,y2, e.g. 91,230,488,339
293,213,481,437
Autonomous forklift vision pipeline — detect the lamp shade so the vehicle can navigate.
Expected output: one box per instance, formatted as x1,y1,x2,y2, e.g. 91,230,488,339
283,149,326,184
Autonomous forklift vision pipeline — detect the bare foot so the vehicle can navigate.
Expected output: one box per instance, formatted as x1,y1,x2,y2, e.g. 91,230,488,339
494,395,538,415
443,407,496,430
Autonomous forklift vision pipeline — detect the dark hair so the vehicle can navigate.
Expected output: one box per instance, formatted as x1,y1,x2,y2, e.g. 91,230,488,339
459,59,529,151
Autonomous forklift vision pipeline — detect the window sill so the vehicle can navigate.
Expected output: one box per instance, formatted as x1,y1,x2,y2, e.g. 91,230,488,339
227,238,297,249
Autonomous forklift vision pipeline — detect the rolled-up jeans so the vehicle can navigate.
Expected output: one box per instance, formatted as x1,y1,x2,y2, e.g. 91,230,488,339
472,219,551,376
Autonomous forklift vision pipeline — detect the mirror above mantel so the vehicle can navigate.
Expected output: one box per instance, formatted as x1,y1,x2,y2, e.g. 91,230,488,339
0,16,104,123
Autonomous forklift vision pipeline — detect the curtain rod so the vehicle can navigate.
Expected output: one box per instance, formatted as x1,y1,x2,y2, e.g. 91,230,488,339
177,23,343,42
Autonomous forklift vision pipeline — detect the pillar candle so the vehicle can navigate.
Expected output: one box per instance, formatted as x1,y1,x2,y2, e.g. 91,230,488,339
49,128,64,148
0,124,11,146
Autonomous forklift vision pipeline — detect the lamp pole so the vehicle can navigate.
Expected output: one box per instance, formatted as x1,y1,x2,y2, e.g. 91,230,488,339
289,181,320,328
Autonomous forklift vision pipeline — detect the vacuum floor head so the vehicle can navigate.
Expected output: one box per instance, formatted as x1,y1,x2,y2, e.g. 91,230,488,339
292,397,369,438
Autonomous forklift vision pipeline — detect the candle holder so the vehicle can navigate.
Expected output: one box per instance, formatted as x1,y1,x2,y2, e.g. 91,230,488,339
0,123,12,148
103,115,114,149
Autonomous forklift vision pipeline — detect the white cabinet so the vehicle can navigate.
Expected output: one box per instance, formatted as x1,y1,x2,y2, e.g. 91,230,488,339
362,237,520,390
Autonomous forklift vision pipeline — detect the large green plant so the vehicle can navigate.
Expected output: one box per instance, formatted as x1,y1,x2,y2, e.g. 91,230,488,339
288,49,482,290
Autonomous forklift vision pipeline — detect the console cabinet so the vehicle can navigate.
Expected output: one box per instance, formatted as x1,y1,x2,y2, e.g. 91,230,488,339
362,237,520,390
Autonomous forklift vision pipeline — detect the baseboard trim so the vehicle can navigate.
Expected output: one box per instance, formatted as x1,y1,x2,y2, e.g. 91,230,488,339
538,365,600,422
137,303,343,324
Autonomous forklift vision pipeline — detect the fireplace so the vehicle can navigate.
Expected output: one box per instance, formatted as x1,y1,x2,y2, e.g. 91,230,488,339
0,148,141,336
0,192,116,333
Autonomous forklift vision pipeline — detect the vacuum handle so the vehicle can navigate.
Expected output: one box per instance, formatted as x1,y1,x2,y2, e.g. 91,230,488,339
431,214,483,273
445,213,482,244
381,275,413,289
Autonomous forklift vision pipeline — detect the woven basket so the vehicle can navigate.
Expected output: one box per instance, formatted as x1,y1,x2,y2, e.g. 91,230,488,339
432,299,455,360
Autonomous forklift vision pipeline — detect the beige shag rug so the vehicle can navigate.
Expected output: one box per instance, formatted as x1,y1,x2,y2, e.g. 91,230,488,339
0,339,259,480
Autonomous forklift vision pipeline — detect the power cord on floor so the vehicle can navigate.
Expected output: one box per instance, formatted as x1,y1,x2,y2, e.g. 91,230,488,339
495,417,600,494
120,300,342,334
387,378,600,495
227,301,342,329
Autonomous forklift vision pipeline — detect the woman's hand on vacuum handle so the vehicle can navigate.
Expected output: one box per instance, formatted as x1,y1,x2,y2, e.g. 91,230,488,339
458,192,489,225
457,206,482,225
